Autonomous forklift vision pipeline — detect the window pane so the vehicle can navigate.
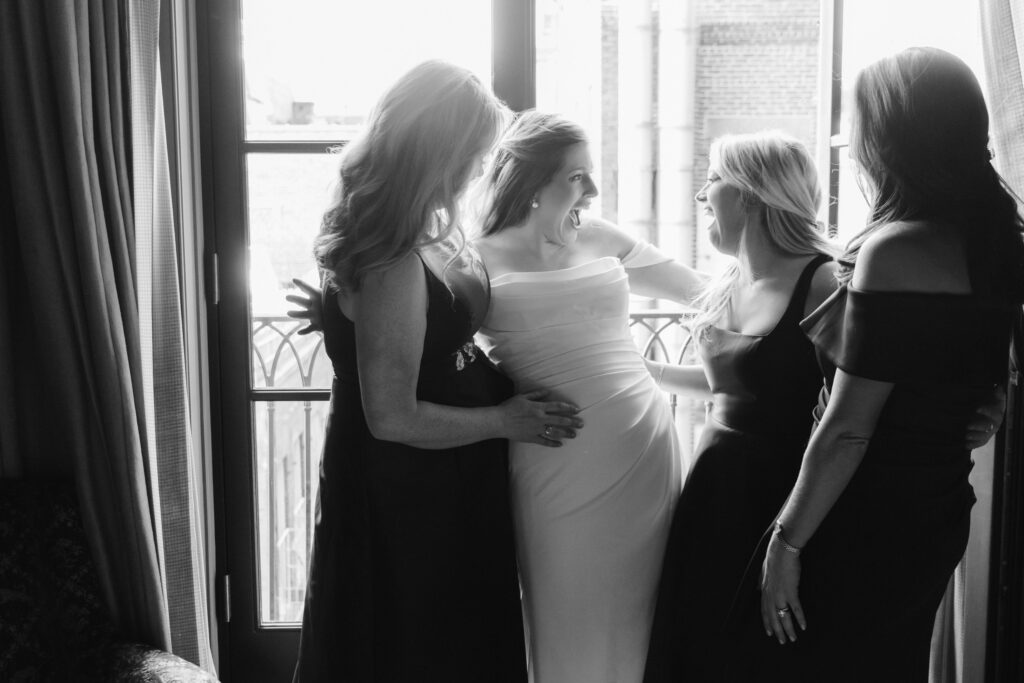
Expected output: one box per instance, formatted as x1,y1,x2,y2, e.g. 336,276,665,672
242,0,492,141
835,0,984,245
247,153,336,390
535,0,823,277
252,318,332,390
254,399,329,625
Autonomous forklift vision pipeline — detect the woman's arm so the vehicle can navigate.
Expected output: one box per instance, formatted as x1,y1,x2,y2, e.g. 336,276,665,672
760,225,955,643
627,260,710,305
644,359,712,400
760,369,894,641
356,252,582,450
583,218,709,305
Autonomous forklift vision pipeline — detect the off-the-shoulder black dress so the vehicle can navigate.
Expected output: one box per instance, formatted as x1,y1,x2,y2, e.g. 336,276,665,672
292,244,526,683
724,283,1014,682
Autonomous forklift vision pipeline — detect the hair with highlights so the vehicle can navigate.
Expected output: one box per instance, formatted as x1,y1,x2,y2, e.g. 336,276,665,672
314,60,510,291
475,110,588,236
692,131,836,337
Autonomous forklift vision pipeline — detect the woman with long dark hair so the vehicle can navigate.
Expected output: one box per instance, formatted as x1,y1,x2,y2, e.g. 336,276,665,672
729,47,1023,682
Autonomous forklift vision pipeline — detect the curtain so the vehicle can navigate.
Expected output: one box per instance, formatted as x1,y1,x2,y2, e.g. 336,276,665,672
130,0,216,670
0,0,215,673
981,1,1024,193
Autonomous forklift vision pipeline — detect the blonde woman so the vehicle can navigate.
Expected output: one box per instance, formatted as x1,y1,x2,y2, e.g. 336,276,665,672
641,132,839,682
291,62,582,683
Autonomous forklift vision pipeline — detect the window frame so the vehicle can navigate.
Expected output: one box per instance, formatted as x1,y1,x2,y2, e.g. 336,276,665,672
198,1,536,679
200,1,1021,679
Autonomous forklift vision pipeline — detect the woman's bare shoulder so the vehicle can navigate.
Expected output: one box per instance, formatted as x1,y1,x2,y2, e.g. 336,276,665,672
805,259,840,313
853,221,969,293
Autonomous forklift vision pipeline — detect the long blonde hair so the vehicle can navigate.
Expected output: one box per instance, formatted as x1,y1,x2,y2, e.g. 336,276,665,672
692,132,835,337
314,61,510,291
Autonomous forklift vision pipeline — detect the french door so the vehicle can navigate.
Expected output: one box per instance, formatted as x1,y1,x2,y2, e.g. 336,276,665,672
199,0,1023,680
198,1,532,680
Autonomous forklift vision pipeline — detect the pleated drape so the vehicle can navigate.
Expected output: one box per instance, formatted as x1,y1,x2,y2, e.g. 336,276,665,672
981,0,1024,193
0,0,170,649
128,0,215,670
0,0,215,673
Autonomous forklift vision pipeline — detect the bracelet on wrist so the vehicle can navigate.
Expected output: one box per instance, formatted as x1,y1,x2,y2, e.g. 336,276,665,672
773,521,803,556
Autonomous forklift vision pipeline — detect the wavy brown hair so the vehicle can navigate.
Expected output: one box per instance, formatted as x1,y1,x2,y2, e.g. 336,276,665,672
314,61,510,291
475,110,588,236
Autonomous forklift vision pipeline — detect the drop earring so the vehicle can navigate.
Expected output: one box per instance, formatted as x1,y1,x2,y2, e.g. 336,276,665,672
531,198,539,209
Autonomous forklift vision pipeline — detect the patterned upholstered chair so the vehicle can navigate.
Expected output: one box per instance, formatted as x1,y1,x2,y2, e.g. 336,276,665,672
0,479,219,682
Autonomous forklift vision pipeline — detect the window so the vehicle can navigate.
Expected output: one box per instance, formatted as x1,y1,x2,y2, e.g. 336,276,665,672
534,0,826,467
203,1,500,678
240,0,493,628
534,0,826,277
830,0,985,245
205,1,992,678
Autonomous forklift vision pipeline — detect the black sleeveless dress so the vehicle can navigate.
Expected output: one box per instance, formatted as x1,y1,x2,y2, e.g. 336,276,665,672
293,244,527,683
723,284,1015,682
643,255,831,682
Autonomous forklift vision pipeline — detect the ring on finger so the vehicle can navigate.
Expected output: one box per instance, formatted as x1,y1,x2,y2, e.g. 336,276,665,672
776,607,791,619
543,425,554,438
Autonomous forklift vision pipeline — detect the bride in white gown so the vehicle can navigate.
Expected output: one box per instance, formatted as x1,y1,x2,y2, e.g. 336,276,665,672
473,111,707,683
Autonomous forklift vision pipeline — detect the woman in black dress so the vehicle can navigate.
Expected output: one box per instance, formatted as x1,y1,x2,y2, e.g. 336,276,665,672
291,61,583,683
732,47,1024,682
641,132,839,682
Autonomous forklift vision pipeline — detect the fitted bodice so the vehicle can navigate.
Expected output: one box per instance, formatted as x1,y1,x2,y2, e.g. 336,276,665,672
480,256,680,683
699,255,831,437
322,242,511,408
803,283,1015,459
477,257,652,407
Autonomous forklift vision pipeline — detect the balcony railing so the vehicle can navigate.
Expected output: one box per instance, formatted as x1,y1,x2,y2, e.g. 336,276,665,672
250,308,703,625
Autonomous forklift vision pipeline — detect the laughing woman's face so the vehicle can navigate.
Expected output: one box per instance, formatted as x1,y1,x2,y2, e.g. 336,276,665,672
695,166,748,256
534,142,599,234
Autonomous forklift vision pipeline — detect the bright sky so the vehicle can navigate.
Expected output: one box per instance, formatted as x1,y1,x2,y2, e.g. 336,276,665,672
241,0,986,119
241,0,491,117
842,0,984,82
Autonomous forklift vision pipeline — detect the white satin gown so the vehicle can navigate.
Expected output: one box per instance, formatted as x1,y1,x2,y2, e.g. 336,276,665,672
477,245,682,683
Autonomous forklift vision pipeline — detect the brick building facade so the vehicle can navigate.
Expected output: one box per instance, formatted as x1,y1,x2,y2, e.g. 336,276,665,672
592,0,821,269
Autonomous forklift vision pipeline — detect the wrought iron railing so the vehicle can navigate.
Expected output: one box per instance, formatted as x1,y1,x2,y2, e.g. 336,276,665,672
251,308,702,624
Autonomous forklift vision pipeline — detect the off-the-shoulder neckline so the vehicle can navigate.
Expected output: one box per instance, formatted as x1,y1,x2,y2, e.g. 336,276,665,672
489,256,621,285
845,284,976,299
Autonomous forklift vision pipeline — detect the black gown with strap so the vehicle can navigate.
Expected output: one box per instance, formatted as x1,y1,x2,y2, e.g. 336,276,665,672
723,284,1015,683
293,243,526,683
643,254,831,682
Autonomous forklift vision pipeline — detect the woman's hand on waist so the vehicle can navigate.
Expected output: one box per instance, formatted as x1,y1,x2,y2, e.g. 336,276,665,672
499,390,583,447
